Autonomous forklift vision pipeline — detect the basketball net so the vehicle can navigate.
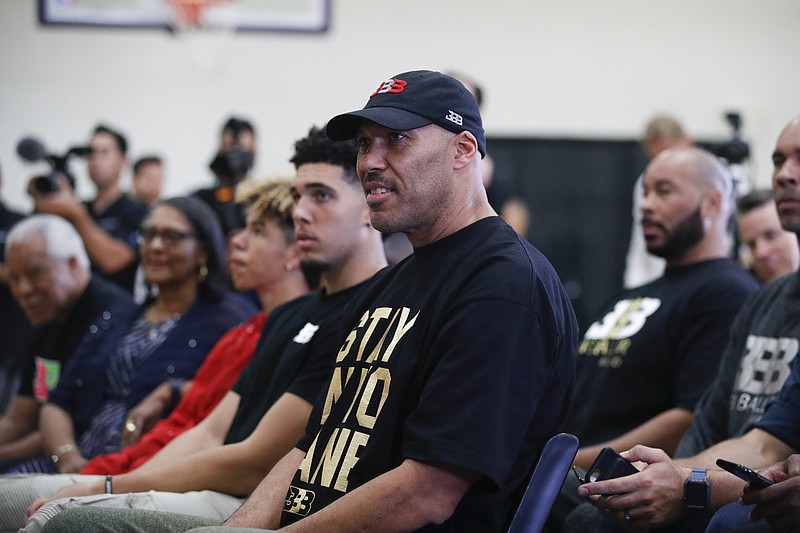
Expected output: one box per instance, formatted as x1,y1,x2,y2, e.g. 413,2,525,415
165,0,239,70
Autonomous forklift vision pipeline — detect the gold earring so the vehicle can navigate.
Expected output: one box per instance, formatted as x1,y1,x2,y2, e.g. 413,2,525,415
197,264,208,282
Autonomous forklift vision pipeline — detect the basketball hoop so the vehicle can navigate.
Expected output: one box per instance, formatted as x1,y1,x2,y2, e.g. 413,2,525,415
164,0,240,71
165,0,238,34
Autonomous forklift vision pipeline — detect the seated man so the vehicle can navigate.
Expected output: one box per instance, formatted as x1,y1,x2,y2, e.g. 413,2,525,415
736,188,799,283
566,146,757,467
550,145,759,530
4,126,388,533
0,170,29,412
38,70,578,533
0,214,136,472
572,115,800,533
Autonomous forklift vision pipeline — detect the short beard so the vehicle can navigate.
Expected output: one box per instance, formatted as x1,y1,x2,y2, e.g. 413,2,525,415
647,207,705,260
300,260,327,290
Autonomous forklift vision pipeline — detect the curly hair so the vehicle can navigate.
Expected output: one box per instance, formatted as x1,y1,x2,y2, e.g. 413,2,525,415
289,126,359,184
235,176,295,244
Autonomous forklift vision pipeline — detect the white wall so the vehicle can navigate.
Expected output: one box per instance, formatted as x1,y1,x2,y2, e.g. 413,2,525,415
1,0,799,211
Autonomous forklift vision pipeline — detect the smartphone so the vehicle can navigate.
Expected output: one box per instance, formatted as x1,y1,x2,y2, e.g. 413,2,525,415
581,447,638,484
716,458,773,489
573,465,588,484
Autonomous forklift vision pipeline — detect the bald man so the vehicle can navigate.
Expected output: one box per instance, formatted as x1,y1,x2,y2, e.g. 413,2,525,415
546,147,759,530
572,116,800,533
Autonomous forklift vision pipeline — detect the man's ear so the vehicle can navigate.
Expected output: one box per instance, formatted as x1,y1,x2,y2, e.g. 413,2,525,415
702,189,723,219
285,243,302,272
452,131,479,170
66,255,81,274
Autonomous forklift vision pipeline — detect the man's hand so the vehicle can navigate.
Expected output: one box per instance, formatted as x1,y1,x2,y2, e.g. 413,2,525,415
26,478,104,518
742,455,800,531
121,382,174,448
28,175,83,222
578,445,689,530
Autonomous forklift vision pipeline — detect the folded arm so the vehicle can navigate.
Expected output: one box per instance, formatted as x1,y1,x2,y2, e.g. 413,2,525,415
131,390,239,473
0,395,42,459
574,407,693,470
40,403,86,473
281,459,478,533
110,392,311,496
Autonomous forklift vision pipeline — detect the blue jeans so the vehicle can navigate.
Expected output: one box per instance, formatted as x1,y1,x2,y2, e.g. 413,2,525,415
705,502,770,532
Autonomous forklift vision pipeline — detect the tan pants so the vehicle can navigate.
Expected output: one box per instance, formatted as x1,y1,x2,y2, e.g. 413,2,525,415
0,473,104,533
0,473,243,533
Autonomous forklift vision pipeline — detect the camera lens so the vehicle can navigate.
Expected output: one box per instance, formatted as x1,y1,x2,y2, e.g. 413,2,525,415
32,174,59,194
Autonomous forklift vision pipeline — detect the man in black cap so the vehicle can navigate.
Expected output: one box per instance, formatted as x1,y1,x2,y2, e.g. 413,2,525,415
224,69,577,532
40,70,578,533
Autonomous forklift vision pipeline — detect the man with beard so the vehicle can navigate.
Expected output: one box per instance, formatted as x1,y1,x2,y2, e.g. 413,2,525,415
547,147,759,530
563,116,800,533
39,70,578,533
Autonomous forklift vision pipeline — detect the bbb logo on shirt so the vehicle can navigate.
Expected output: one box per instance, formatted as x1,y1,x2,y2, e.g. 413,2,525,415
284,485,315,516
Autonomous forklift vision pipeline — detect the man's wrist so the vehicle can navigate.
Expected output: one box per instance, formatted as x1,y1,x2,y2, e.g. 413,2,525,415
51,443,77,464
683,468,710,511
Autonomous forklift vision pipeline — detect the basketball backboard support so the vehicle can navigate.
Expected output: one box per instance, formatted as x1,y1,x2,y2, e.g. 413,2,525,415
38,0,330,33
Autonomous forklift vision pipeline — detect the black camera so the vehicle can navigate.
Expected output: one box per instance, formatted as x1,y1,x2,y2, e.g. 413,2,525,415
31,171,73,194
17,137,92,194
209,147,254,183
712,112,750,166
209,118,254,184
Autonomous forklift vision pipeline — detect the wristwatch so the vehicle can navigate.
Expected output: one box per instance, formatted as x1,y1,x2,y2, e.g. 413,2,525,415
683,468,710,510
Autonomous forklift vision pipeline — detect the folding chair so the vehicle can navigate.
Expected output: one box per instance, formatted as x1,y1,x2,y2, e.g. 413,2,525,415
507,432,580,533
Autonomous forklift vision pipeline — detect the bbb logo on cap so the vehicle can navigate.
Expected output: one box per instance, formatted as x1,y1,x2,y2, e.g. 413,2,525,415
445,110,463,126
371,78,407,97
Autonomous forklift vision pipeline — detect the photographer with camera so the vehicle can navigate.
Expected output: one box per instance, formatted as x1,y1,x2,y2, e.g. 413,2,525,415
193,117,256,238
28,125,148,294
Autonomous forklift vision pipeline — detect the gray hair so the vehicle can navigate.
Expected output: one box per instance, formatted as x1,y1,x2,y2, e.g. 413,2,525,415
6,214,90,269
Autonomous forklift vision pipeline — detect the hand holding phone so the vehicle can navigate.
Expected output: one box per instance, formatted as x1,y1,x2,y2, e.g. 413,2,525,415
574,447,638,484
716,458,774,490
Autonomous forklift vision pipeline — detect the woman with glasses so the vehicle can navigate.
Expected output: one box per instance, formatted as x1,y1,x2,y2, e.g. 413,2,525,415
6,196,256,475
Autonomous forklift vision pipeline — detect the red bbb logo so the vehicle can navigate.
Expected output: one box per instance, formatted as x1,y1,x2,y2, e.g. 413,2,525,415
370,78,407,97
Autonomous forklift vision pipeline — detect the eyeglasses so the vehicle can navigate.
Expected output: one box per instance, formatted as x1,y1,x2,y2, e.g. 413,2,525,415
137,227,196,246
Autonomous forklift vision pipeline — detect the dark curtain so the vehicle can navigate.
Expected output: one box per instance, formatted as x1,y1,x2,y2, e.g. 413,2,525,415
487,137,649,332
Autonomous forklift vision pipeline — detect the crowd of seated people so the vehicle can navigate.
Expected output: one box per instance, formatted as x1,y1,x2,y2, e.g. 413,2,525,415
7,196,254,477
0,72,797,533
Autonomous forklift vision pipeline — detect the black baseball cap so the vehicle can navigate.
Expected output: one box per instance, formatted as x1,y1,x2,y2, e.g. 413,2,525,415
325,70,486,157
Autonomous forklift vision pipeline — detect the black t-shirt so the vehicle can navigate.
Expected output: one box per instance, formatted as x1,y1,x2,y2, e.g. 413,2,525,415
192,187,246,238
677,272,800,457
282,217,578,532
85,193,148,293
17,276,136,402
224,284,366,445
565,258,759,445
